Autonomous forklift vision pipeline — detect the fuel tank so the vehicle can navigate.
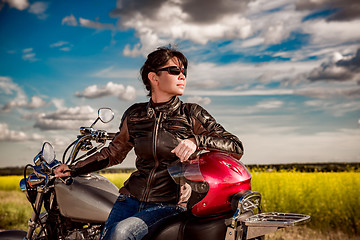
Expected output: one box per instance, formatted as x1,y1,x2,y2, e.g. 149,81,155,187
55,173,119,223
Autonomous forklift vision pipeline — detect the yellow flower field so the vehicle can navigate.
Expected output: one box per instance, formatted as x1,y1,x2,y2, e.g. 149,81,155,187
251,171,360,236
0,171,359,238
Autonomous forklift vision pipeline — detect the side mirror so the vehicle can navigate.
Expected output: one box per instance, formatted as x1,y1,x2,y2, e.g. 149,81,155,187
90,108,114,128
98,108,114,123
34,142,56,166
42,142,55,164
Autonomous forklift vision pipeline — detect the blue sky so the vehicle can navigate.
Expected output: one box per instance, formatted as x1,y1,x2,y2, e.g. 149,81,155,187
0,0,359,168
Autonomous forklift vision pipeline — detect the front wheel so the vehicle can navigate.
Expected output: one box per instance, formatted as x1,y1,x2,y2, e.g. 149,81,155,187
0,230,27,240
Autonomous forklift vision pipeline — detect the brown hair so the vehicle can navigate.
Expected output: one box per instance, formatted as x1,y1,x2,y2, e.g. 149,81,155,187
140,46,188,97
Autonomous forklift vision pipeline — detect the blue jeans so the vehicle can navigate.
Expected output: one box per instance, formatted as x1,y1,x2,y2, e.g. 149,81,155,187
100,194,185,240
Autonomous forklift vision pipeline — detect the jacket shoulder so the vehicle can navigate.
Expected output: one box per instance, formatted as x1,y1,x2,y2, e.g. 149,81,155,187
183,102,209,118
125,102,147,113
120,102,148,122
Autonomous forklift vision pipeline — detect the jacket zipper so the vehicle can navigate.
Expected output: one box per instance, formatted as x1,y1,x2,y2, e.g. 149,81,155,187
141,112,162,202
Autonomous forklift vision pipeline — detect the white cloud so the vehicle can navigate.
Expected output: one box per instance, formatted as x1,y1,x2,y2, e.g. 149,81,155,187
187,60,316,90
112,1,253,56
185,96,211,105
22,53,36,61
0,122,43,141
28,1,48,19
50,41,73,51
50,41,69,48
23,48,33,53
51,98,65,110
295,0,360,21
255,100,284,109
0,76,26,112
304,99,360,117
262,21,290,45
27,96,47,109
22,48,38,62
34,106,97,130
115,0,309,57
98,0,359,60
0,76,48,112
212,99,287,115
62,14,78,26
307,48,360,83
59,47,71,52
2,0,29,10
79,18,115,30
0,76,24,95
185,48,360,99
295,86,360,99
75,82,136,101
2,96,48,112
246,2,306,45
240,37,265,48
303,19,360,47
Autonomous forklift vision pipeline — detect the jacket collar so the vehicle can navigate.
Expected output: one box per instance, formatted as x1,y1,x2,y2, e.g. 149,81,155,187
146,96,181,117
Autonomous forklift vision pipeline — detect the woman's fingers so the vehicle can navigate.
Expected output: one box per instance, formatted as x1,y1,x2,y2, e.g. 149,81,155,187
171,138,197,162
54,164,71,177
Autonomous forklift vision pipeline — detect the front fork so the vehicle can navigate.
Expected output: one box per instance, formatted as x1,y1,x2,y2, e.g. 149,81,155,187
26,189,46,240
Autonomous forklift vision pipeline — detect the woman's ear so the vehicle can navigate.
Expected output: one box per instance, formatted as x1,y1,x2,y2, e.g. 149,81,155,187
148,72,159,86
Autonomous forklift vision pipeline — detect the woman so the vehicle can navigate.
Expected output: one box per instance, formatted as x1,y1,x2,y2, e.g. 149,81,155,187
54,47,243,240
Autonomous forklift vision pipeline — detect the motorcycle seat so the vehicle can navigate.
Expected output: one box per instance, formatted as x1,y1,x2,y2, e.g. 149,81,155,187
145,211,233,240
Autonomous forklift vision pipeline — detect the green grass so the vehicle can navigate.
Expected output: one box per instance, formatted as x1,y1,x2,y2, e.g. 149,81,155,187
0,172,359,237
0,190,32,230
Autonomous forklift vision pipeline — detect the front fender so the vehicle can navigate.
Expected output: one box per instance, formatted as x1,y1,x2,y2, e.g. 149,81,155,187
0,230,27,240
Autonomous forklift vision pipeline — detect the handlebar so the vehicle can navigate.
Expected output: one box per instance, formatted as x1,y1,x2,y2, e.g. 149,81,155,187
107,132,116,139
63,129,117,165
59,176,73,185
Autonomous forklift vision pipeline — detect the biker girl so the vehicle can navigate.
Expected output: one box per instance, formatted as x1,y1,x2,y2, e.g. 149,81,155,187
54,46,243,240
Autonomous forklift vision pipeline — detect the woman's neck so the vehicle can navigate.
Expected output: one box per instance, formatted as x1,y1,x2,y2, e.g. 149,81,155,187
151,95,175,104
151,96,175,106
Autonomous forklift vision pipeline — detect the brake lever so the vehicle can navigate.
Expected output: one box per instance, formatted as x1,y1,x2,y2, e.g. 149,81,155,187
58,170,73,185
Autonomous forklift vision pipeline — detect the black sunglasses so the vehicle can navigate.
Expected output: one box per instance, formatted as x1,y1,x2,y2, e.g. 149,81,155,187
156,66,187,77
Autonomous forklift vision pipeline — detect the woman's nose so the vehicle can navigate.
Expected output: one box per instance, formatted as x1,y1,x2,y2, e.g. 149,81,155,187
179,72,186,80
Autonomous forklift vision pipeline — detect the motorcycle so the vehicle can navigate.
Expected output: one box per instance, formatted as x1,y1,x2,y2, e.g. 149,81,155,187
0,108,310,240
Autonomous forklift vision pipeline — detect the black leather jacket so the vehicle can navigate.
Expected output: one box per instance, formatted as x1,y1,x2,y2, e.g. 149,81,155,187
71,97,243,204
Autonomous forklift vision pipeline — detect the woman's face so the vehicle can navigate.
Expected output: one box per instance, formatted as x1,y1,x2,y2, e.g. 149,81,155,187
152,57,186,101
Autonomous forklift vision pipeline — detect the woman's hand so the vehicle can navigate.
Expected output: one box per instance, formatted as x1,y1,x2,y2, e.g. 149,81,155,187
171,138,197,162
54,164,71,178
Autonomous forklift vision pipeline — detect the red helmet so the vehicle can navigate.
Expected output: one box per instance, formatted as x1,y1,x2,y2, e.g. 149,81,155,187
169,152,251,217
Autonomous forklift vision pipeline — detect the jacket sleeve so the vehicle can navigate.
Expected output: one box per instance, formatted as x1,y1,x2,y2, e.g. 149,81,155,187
70,115,134,176
190,104,244,160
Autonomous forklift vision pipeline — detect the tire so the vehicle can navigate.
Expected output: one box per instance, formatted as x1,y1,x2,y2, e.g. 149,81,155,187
0,230,27,240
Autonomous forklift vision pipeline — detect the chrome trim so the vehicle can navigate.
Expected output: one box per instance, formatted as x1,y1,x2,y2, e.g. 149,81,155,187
225,191,262,240
239,191,261,214
244,212,311,239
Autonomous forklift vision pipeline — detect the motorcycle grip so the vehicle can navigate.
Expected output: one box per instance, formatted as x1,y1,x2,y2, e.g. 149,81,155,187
107,132,116,140
60,176,73,185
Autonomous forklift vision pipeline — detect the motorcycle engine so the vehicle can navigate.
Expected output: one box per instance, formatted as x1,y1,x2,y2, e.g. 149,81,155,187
65,225,102,240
